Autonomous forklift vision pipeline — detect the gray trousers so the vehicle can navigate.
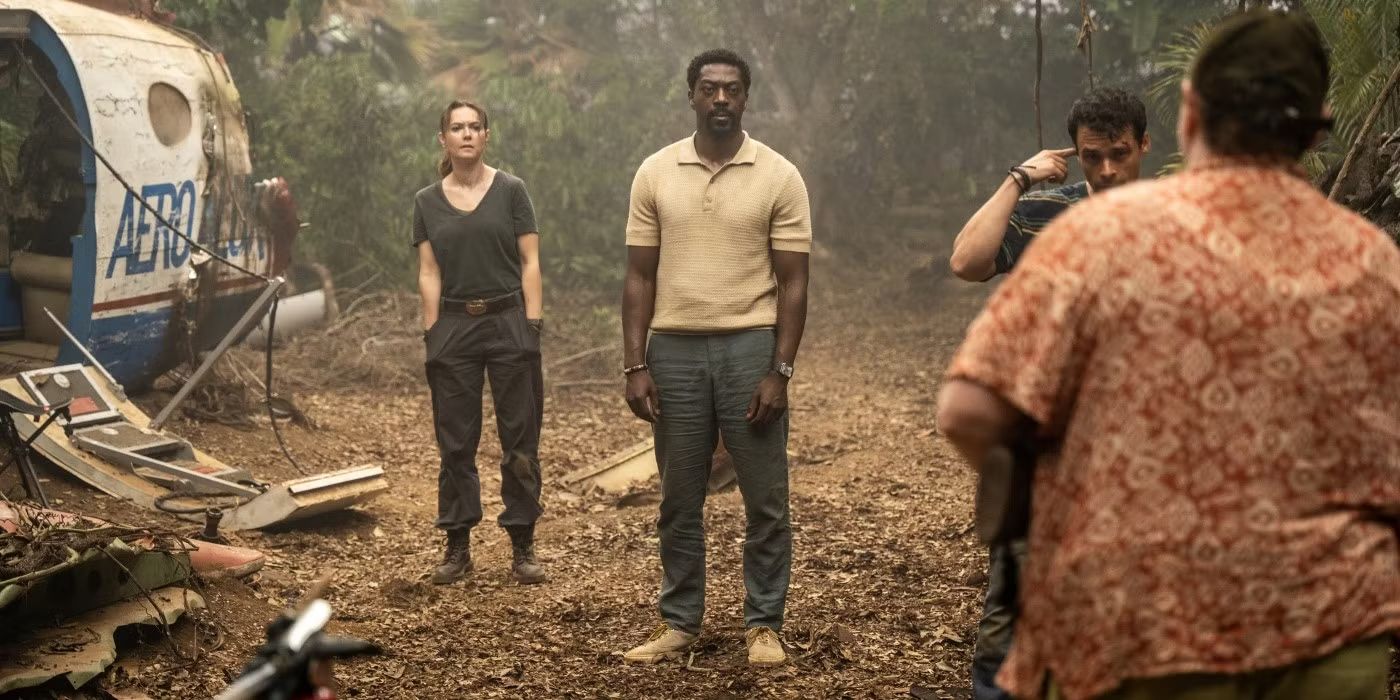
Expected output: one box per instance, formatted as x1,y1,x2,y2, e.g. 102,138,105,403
425,305,543,531
648,329,792,634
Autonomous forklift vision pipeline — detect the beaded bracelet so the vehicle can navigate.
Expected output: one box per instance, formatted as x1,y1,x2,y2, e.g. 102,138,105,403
1007,166,1032,193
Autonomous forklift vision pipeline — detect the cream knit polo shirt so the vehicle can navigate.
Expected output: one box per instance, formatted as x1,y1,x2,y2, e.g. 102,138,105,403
626,133,812,334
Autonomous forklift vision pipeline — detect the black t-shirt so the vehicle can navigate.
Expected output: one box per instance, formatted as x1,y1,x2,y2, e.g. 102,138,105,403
411,171,538,299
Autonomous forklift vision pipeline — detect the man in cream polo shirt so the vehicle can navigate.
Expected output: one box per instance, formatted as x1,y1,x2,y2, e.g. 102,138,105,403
620,48,812,668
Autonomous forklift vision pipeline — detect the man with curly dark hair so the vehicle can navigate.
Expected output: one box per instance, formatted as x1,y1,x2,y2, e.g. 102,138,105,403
946,86,1151,700
950,87,1151,282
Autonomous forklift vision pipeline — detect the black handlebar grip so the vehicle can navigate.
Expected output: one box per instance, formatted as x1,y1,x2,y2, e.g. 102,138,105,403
309,635,383,660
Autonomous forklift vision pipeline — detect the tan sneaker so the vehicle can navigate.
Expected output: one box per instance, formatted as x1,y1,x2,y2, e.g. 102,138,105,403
622,624,697,664
746,627,786,667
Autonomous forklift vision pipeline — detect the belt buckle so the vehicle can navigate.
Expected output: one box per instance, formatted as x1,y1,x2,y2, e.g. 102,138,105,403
465,299,488,316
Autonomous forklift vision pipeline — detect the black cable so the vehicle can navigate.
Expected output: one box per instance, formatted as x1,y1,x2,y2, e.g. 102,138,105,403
265,296,308,475
14,47,269,281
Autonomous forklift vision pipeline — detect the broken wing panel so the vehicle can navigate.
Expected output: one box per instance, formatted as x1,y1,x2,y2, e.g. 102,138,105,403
0,373,386,530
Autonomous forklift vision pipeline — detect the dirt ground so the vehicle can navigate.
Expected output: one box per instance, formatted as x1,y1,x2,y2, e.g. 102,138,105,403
11,227,1400,699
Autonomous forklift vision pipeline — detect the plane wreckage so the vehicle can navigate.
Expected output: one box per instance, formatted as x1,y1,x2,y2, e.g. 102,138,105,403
0,0,386,529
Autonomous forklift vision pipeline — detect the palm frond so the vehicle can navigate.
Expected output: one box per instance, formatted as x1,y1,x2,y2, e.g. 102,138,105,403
1304,0,1400,161
1147,21,1214,128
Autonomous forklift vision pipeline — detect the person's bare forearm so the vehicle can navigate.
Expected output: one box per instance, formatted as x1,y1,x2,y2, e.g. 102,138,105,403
949,177,1021,281
622,280,655,367
774,284,806,366
517,234,543,319
522,259,543,319
773,252,809,367
951,147,1075,281
418,245,442,331
622,247,659,367
419,270,441,330
936,379,1025,467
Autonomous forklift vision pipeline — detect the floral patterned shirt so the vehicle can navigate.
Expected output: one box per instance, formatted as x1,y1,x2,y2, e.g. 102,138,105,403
946,163,1400,699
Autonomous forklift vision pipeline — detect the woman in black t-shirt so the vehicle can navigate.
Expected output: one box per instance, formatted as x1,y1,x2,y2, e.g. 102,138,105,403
412,100,546,586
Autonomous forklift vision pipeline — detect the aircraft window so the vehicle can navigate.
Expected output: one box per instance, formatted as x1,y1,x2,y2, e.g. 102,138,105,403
148,82,191,146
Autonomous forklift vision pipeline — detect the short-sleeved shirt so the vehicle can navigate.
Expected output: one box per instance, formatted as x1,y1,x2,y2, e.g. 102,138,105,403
412,171,537,299
626,133,811,333
947,163,1400,700
993,181,1090,276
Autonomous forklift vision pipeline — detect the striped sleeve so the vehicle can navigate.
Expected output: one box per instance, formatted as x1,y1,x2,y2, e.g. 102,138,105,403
992,183,1086,276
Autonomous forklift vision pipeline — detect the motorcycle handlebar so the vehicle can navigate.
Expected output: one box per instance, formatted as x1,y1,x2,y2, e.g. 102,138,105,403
213,598,379,700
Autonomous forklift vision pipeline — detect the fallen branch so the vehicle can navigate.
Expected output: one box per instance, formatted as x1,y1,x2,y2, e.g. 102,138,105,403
337,269,381,302
546,344,614,371
682,650,714,672
97,547,189,661
549,379,618,389
359,335,414,355
325,291,399,335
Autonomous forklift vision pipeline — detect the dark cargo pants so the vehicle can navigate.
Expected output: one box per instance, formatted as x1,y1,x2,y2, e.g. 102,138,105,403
648,329,792,635
972,538,1027,700
425,303,543,531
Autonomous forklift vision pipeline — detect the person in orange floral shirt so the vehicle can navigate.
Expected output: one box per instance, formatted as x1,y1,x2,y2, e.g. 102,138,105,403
937,10,1400,700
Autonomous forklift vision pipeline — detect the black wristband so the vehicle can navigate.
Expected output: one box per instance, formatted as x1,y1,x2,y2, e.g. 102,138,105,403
527,318,543,333
1007,166,1031,193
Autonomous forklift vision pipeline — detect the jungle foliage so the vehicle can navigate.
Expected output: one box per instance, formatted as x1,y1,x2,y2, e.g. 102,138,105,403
160,0,1398,289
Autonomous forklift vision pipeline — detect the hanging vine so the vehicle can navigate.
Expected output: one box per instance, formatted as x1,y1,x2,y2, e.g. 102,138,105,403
1035,0,1045,149
1078,0,1097,90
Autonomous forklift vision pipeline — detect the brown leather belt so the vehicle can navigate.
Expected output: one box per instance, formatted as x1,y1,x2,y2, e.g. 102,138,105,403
440,292,520,316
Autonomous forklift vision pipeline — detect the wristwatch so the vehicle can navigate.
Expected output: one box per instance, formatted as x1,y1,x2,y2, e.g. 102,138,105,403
773,361,795,379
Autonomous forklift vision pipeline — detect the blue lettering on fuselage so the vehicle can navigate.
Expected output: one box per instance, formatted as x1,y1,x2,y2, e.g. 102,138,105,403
106,180,264,279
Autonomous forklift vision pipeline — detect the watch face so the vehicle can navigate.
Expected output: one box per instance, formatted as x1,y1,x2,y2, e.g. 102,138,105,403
776,363,794,378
